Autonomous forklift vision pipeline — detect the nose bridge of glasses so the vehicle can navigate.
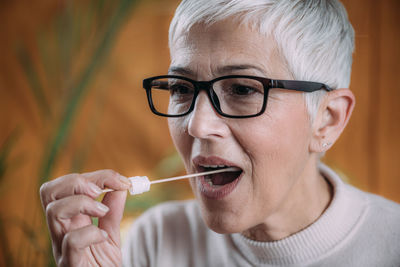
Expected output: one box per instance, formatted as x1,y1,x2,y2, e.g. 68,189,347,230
195,81,220,109
196,81,212,91
189,80,218,113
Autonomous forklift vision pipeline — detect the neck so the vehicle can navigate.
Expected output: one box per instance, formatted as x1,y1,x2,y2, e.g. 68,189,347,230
242,159,332,242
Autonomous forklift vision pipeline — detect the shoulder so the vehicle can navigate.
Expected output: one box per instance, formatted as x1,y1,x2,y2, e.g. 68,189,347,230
337,174,400,232
320,162,400,239
319,164,400,264
365,191,400,212
321,162,400,221
344,187,400,263
358,188,400,226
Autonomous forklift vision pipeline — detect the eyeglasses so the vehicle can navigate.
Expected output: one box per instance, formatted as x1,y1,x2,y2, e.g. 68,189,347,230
143,75,332,119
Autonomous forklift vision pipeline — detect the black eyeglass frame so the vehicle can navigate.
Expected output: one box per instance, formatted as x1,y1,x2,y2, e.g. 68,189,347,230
143,75,332,119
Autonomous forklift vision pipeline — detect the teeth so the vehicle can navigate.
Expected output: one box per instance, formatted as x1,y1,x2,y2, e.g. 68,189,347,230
201,164,228,168
204,176,213,185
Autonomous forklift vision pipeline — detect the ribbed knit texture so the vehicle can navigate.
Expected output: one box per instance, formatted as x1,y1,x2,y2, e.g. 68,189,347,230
122,164,400,267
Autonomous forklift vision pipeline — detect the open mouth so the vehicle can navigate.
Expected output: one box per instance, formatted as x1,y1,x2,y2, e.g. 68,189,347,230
199,165,243,186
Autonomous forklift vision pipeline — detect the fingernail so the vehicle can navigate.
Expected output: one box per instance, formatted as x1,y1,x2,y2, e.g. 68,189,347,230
119,175,131,186
100,229,108,238
96,202,109,212
88,182,102,195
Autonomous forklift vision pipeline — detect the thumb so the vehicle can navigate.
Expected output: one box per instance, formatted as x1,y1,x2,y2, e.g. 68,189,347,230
98,189,127,246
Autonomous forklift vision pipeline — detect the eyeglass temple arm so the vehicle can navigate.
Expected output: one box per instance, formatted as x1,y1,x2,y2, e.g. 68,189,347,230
270,79,332,92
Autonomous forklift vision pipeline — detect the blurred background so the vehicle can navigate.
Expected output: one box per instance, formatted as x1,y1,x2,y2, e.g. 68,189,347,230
0,0,398,266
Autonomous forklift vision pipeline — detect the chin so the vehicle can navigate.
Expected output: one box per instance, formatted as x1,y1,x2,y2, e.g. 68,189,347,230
201,208,248,234
191,177,252,234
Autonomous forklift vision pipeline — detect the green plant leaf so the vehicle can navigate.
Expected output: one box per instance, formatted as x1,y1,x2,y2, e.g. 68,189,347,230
38,0,140,188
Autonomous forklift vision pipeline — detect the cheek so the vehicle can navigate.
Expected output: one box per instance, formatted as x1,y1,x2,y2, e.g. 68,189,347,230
228,103,311,221
256,99,310,152
168,118,191,167
235,100,311,179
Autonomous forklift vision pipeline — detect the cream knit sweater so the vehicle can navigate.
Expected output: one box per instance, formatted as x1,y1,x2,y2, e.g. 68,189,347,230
122,164,400,266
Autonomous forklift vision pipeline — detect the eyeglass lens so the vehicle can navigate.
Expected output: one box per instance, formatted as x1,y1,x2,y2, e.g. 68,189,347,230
150,77,265,116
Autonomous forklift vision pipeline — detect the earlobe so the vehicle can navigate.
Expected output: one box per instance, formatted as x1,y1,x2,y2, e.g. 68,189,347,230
309,88,355,153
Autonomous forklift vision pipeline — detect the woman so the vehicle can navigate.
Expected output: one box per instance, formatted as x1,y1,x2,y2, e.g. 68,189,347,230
40,0,400,266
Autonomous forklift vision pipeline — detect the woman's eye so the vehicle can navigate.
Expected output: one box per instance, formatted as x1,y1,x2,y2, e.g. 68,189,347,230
170,84,192,95
230,85,257,95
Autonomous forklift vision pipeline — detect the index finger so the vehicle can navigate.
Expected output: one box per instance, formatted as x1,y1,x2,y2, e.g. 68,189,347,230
40,170,130,209
82,169,131,191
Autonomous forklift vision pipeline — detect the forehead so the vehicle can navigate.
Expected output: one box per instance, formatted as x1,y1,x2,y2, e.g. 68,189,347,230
169,19,290,80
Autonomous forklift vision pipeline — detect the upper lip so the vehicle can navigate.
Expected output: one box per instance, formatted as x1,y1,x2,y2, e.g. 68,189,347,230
192,155,242,172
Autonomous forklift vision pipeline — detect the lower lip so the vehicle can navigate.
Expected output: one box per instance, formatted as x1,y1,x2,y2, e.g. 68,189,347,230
197,172,243,200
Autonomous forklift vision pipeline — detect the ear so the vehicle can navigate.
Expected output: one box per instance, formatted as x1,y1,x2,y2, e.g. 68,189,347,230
309,88,355,153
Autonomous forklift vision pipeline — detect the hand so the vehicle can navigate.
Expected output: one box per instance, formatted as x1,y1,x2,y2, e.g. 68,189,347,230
40,170,131,266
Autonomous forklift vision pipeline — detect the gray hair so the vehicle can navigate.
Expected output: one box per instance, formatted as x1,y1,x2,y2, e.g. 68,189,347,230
169,0,355,120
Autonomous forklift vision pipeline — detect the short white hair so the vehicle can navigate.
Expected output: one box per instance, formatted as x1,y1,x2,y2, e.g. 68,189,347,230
169,0,355,119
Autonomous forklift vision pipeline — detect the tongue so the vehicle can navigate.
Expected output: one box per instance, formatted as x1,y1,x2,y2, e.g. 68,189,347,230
211,171,240,185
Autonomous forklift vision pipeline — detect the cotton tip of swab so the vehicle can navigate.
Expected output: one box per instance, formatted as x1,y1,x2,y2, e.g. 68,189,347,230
128,176,151,195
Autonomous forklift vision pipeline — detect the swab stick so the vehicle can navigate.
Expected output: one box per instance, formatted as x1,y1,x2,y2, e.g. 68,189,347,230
102,167,240,195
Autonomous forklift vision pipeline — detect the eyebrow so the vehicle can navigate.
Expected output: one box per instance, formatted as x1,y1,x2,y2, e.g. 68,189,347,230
218,64,266,75
168,66,194,76
168,64,266,77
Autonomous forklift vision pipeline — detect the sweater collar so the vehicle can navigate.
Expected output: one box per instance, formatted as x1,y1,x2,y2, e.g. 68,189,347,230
230,163,366,265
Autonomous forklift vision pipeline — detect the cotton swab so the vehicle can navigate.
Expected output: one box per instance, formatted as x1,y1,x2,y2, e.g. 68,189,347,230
102,167,240,195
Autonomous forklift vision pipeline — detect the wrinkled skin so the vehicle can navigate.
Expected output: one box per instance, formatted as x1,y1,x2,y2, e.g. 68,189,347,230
40,170,130,266
168,19,353,241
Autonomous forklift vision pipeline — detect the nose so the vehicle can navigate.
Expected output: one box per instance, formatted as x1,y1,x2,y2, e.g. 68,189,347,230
187,91,229,139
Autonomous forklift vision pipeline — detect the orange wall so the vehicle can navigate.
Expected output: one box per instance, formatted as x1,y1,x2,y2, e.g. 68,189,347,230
0,0,399,265
326,0,400,200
